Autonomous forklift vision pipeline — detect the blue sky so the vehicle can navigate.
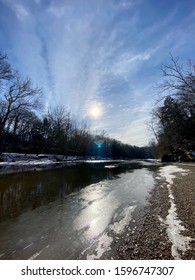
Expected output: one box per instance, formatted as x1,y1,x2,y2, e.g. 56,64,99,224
0,0,195,146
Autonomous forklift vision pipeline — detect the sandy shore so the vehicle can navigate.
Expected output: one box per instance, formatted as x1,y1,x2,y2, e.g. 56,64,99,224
117,164,195,260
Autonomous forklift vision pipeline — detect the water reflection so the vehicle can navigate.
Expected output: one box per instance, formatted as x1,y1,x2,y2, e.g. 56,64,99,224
0,161,148,221
0,160,159,259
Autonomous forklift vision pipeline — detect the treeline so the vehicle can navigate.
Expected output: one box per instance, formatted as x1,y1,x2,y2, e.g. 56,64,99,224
0,51,152,159
150,54,195,160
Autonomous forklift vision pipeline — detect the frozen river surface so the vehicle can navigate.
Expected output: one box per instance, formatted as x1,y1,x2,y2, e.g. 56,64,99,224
0,160,159,259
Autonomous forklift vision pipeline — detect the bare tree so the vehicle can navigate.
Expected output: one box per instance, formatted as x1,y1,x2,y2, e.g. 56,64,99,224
150,54,195,155
48,106,69,130
147,118,160,145
159,53,195,98
0,75,42,151
44,106,72,153
0,52,13,85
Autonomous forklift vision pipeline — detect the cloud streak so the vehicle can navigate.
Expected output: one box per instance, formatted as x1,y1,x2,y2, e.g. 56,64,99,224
0,0,195,146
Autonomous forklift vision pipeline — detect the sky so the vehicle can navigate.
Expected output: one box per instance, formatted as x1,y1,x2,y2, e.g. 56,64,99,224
0,0,195,146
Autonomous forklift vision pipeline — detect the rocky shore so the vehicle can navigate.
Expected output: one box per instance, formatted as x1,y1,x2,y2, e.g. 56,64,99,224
117,164,195,260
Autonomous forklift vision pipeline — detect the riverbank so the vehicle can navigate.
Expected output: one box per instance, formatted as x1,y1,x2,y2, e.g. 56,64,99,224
0,152,126,175
0,153,93,175
0,153,74,174
117,164,195,260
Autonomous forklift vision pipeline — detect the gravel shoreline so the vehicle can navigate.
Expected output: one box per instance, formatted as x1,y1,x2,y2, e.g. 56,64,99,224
117,164,195,260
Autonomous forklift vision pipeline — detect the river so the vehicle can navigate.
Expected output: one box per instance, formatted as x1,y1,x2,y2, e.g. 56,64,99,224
0,160,159,260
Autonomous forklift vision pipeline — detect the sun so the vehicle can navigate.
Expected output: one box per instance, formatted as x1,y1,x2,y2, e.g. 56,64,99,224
87,102,103,119
89,105,101,118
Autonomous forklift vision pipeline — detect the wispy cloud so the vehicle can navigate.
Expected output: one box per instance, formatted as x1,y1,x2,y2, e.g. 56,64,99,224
119,118,150,146
1,0,30,20
0,0,195,145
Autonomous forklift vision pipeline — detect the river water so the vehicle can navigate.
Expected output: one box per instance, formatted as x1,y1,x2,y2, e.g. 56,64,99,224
0,160,159,260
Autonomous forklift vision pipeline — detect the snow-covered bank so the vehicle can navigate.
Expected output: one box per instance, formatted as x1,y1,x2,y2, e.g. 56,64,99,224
0,152,126,174
158,165,194,259
0,153,78,174
1,152,70,162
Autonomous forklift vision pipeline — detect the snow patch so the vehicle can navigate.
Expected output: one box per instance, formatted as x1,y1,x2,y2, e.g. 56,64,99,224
159,165,189,185
23,243,33,250
105,165,117,169
109,205,136,234
0,253,5,258
28,245,50,260
158,165,193,259
86,233,112,260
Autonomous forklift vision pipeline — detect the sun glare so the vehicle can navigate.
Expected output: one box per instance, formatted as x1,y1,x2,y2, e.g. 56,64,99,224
87,102,103,119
